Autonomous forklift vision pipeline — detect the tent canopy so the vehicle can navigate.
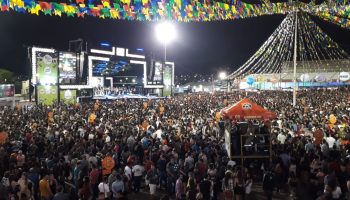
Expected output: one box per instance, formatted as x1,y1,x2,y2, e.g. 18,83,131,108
221,98,276,120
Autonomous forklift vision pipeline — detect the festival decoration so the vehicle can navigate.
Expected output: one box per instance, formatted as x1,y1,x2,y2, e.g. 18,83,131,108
0,0,293,22
228,11,350,79
0,0,348,30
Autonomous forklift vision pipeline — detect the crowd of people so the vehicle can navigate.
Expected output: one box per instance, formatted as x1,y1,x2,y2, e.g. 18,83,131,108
0,88,349,200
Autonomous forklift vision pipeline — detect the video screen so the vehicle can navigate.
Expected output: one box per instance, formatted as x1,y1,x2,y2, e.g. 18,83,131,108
92,60,144,85
59,52,77,84
0,84,15,98
146,61,163,85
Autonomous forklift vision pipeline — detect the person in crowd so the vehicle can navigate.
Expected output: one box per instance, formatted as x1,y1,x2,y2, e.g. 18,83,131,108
146,164,159,198
131,161,144,193
222,171,234,200
39,174,53,200
111,174,124,199
98,176,110,200
90,164,100,200
245,172,253,199
175,174,185,200
0,89,349,200
52,185,69,200
263,167,275,200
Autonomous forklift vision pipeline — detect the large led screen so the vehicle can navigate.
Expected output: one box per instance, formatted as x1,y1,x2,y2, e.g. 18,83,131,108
92,60,144,85
59,52,77,84
146,61,163,86
36,52,58,85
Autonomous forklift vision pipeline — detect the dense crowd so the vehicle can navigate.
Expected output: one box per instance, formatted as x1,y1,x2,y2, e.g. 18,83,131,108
0,88,350,200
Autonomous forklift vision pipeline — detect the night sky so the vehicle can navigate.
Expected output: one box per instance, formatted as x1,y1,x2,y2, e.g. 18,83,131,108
0,11,349,76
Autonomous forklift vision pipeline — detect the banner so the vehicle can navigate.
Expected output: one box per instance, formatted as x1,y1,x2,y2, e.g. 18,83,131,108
36,52,58,85
37,85,58,105
60,89,77,104
163,64,173,96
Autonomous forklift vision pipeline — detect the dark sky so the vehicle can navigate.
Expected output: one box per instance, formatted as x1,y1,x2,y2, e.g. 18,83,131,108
0,11,349,76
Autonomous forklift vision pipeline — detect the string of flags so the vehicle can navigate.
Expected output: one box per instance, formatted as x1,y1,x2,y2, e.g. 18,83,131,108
0,0,349,29
0,0,290,21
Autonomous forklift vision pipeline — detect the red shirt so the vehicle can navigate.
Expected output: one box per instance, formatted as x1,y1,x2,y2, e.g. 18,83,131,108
144,160,154,172
313,130,323,146
198,162,207,177
90,169,99,184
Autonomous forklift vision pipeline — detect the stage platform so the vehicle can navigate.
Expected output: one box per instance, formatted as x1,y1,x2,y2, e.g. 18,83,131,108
92,94,165,100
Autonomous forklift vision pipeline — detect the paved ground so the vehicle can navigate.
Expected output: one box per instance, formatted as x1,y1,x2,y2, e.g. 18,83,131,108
127,182,291,200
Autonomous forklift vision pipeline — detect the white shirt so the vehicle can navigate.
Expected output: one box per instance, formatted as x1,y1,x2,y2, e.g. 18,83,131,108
245,179,253,194
124,166,132,180
326,136,336,148
132,165,144,177
98,182,110,197
332,186,342,199
277,133,287,144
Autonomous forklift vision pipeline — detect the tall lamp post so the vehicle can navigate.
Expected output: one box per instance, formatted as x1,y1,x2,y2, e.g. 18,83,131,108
155,21,176,96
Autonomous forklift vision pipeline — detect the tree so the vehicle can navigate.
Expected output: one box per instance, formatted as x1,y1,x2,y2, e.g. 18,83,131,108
0,69,14,84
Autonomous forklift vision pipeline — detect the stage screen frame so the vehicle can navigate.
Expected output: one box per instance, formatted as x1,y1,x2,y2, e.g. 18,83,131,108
59,52,78,85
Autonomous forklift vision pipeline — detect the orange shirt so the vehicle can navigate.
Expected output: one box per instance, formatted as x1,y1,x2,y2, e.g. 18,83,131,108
39,179,51,198
313,130,323,146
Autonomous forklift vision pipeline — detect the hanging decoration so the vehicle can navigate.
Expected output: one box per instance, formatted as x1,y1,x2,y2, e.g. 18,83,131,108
0,0,292,21
228,11,350,80
0,0,348,29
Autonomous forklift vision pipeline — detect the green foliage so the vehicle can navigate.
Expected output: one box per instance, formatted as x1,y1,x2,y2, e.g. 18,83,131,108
0,69,14,84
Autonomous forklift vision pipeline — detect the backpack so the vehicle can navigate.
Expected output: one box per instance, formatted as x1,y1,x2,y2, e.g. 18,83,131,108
262,171,274,191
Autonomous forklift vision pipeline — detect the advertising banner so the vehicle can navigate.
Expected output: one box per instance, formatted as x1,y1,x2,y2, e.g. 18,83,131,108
0,84,15,98
60,89,77,104
59,52,77,84
36,52,58,85
37,85,58,105
163,65,173,96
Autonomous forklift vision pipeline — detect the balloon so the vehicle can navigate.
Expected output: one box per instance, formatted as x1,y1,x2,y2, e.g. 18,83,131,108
246,76,255,85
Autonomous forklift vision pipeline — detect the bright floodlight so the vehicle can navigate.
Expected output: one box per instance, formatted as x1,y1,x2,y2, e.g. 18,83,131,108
155,21,176,44
219,72,227,80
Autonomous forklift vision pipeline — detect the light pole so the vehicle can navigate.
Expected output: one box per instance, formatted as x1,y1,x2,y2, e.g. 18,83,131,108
155,21,176,96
